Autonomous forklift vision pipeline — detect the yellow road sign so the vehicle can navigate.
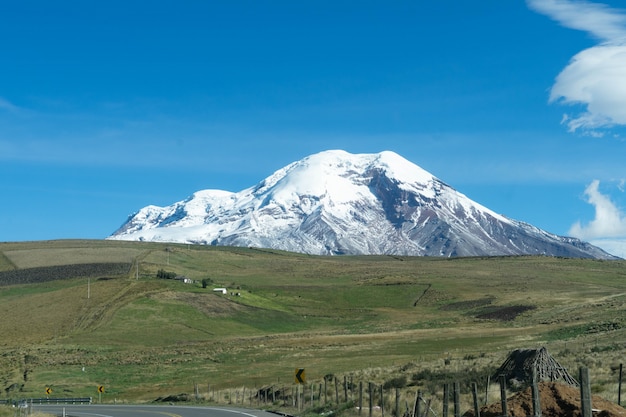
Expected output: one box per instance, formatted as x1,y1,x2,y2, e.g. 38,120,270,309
45,387,52,395
98,385,105,393
295,368,306,384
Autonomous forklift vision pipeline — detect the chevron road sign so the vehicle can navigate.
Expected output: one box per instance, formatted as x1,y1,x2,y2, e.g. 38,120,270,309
295,368,306,384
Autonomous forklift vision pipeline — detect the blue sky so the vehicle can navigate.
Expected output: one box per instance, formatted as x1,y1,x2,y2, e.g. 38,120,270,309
2,1,626,256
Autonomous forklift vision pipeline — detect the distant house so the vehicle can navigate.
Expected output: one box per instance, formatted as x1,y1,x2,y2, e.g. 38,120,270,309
176,276,193,284
213,288,227,294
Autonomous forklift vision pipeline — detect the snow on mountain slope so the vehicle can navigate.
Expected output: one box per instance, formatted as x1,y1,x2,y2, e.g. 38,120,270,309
108,150,616,259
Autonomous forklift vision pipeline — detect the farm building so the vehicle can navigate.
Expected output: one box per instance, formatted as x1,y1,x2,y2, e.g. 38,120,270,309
493,347,579,387
213,288,227,294
176,276,193,284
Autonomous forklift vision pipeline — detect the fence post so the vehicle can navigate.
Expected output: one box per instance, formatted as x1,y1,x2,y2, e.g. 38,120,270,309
619,363,623,406
413,390,421,417
443,383,449,417
395,388,400,417
351,376,354,402
369,382,374,417
472,382,480,417
499,375,508,417
531,369,541,417
325,378,328,405
359,381,363,416
380,384,384,417
319,384,322,407
453,382,461,417
580,367,592,417
345,376,349,403
335,377,339,405
485,376,490,406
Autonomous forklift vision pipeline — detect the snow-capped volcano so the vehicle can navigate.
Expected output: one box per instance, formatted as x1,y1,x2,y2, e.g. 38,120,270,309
108,150,615,259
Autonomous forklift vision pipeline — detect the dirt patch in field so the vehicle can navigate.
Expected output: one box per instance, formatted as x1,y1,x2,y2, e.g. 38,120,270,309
475,305,536,321
464,382,626,417
439,298,534,321
151,291,250,317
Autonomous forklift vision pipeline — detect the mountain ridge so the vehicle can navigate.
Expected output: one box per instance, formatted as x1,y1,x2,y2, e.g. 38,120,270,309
108,150,616,259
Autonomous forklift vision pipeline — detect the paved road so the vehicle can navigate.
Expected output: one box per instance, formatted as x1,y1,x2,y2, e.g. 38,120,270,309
32,404,283,417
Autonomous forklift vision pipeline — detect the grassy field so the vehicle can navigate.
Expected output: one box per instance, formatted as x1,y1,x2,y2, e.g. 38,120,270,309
0,239,625,412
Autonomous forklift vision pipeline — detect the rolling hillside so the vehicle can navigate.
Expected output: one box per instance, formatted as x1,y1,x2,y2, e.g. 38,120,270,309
0,240,625,403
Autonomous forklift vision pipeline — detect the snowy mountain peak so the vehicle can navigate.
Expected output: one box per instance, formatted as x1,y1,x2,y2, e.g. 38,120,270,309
252,150,431,208
108,150,615,259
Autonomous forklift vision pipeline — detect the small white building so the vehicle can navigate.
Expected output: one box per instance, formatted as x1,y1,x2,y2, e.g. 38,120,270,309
213,288,227,294
176,276,193,284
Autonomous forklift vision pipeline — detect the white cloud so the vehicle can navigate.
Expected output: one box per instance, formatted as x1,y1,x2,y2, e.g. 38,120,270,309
569,179,626,239
527,0,626,41
550,44,626,131
527,0,626,133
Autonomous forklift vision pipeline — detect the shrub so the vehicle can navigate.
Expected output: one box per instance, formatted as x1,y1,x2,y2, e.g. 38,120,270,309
157,269,177,280
383,376,407,389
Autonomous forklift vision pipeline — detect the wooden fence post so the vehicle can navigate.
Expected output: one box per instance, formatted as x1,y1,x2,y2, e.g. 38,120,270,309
335,377,339,405
359,381,363,416
485,376,490,406
344,376,348,403
325,378,328,404
531,369,541,417
351,376,354,402
453,382,461,417
369,382,374,417
499,375,508,417
579,367,592,417
395,388,400,417
443,383,449,417
472,382,480,417
319,384,322,407
619,363,623,406
380,384,384,417
413,390,421,417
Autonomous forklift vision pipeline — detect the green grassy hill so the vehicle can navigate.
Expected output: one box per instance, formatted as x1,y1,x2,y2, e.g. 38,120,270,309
0,240,625,404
